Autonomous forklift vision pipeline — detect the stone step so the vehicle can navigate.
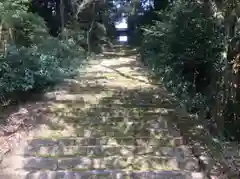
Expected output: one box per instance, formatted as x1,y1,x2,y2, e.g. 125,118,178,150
20,155,196,171
32,121,181,140
49,100,174,111
71,128,176,139
100,98,176,107
89,104,174,109
21,144,192,159
54,122,174,137
61,117,169,129
23,136,183,150
71,106,175,115
27,136,183,150
96,104,175,111
56,111,175,124
53,107,175,122
5,170,198,179
48,97,175,110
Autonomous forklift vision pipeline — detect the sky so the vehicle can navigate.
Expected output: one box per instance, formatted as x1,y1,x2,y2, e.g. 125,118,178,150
115,17,128,42
113,0,153,30
115,18,128,29
113,0,153,41
119,35,128,42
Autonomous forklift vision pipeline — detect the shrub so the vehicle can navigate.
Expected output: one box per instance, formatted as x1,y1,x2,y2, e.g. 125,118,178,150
0,6,86,100
0,37,85,97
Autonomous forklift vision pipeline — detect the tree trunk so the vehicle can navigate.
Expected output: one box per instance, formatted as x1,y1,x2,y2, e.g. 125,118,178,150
87,20,94,55
60,0,65,40
87,2,96,56
223,0,240,139
0,22,3,55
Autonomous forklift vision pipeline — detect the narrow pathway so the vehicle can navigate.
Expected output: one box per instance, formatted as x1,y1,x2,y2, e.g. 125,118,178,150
1,50,202,178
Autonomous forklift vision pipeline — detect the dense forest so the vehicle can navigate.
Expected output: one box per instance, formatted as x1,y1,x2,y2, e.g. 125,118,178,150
0,0,115,102
110,0,240,143
0,0,239,150
136,0,240,142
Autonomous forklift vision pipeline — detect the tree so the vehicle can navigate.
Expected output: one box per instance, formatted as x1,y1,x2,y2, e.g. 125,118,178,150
0,0,86,103
210,0,240,139
30,0,112,53
139,0,240,176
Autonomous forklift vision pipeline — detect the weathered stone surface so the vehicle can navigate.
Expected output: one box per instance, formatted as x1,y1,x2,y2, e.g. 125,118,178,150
57,156,181,170
64,170,192,179
58,138,82,146
56,136,174,147
175,146,193,158
191,172,204,179
53,171,77,179
29,139,58,148
25,171,56,179
107,171,190,179
21,142,195,161
2,55,209,178
0,170,194,179
23,157,58,170
181,158,199,171
22,145,60,156
58,156,123,170
38,145,60,156
133,171,188,179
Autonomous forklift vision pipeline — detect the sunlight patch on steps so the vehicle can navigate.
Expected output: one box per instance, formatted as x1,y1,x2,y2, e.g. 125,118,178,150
33,124,76,138
31,57,178,153
100,57,136,66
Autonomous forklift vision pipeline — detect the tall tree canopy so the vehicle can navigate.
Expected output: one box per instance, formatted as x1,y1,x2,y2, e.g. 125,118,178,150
139,0,240,142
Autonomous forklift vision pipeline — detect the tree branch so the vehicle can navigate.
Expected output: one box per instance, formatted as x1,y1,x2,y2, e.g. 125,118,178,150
75,0,95,18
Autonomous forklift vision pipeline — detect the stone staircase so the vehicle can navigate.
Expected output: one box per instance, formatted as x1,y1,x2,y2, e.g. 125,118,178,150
1,54,203,178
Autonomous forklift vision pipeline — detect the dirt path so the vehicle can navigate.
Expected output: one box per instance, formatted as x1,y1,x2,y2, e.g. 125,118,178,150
0,52,206,178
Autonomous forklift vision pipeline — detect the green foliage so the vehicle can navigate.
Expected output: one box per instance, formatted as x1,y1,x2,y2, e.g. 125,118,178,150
11,12,49,46
141,1,225,115
140,0,240,141
0,37,84,96
0,0,86,100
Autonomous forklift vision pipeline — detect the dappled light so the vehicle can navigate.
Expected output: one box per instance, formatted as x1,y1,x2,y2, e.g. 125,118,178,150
1,0,240,178
1,47,201,178
1,46,239,178
23,54,198,176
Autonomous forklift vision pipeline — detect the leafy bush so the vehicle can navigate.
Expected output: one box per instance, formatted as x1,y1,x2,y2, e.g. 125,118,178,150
10,12,50,46
0,1,86,100
0,37,84,97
